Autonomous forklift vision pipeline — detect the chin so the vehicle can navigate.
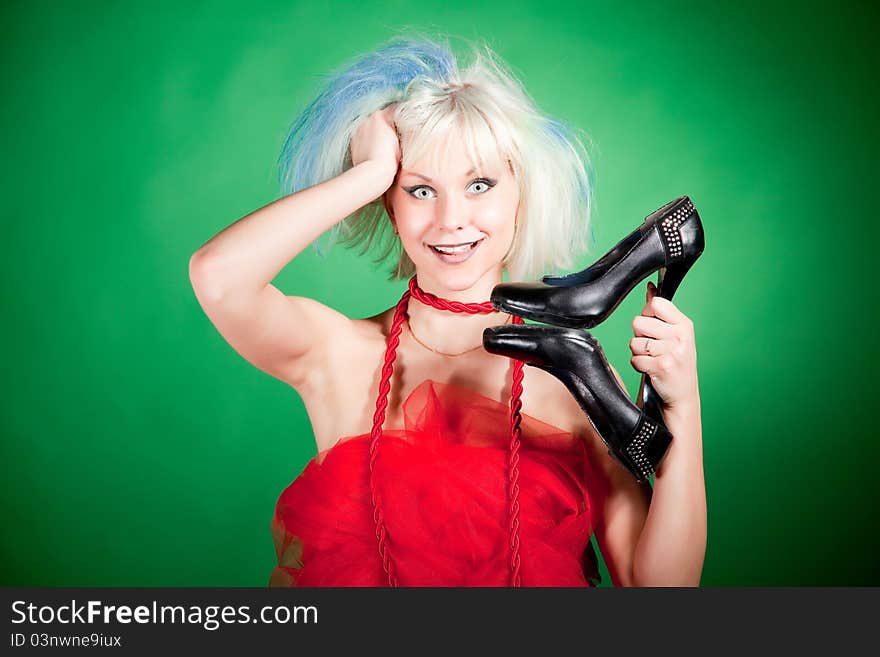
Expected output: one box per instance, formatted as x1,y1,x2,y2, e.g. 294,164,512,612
416,261,501,295
439,274,480,292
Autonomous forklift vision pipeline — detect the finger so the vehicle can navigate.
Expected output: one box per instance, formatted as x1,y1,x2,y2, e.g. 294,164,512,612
629,336,666,357
632,315,676,339
631,353,672,377
642,294,689,325
630,354,656,375
646,281,656,304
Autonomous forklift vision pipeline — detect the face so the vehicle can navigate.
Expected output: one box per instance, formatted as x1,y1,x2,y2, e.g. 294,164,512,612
384,132,520,293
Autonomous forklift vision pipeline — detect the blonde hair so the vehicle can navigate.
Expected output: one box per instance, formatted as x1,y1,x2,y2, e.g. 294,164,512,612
278,33,595,282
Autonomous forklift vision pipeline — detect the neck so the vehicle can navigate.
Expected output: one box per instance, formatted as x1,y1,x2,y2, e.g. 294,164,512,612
414,266,503,304
407,273,511,357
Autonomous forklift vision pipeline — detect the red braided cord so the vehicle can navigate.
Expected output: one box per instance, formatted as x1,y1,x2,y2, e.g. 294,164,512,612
369,275,525,587
367,289,411,587
408,276,496,314
507,316,526,587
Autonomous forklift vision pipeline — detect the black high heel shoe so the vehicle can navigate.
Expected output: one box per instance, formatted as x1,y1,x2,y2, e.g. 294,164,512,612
490,196,705,329
483,324,672,482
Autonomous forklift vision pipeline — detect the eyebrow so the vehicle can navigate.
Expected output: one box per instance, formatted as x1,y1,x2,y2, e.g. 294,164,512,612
401,168,478,183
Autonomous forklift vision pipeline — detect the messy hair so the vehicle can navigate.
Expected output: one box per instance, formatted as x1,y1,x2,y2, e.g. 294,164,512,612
278,33,595,282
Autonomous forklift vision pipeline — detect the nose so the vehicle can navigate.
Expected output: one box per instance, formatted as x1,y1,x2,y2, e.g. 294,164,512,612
436,192,467,232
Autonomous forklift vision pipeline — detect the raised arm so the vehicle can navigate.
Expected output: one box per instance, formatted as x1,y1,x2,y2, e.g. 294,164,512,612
188,106,400,390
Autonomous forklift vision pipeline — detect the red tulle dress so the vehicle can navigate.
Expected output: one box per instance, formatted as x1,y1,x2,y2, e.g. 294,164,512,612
269,378,609,587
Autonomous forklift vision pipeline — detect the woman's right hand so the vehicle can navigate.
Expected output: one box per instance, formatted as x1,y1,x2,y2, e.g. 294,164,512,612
350,104,401,187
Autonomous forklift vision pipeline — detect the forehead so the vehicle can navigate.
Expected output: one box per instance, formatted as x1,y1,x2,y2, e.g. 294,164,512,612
401,129,505,179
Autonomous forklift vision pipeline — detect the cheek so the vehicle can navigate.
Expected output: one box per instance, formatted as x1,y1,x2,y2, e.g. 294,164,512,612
388,192,424,234
483,196,519,240
393,210,433,251
397,213,433,241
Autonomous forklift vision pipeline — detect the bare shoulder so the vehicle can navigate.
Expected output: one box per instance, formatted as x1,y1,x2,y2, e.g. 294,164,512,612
343,306,396,356
293,305,395,453
272,295,360,392
284,299,390,391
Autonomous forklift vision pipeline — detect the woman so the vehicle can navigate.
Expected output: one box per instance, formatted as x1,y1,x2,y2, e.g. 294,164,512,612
188,35,706,587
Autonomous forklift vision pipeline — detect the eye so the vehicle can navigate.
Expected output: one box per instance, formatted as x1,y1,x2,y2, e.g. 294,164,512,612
468,178,496,193
406,186,436,199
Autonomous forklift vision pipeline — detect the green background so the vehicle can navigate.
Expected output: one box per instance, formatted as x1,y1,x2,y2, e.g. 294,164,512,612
2,0,877,586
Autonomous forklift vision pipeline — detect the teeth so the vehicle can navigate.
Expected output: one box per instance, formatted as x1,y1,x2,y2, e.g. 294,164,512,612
432,241,478,254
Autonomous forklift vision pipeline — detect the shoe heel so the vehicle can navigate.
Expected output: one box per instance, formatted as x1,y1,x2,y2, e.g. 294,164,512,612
623,414,673,482
657,257,695,300
637,376,664,428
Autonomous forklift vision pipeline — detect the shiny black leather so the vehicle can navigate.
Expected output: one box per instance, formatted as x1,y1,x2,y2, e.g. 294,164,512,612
490,196,705,328
483,324,672,482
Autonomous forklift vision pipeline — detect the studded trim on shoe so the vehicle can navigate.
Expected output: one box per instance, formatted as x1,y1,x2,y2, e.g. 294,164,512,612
657,198,695,263
624,415,657,480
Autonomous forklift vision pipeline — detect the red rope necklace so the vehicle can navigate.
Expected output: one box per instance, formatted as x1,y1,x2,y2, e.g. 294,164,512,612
367,275,526,587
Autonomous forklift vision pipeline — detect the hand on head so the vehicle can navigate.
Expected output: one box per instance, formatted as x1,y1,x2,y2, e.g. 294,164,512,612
350,103,402,185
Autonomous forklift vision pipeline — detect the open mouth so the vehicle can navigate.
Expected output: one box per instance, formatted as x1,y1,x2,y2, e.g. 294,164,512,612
428,238,484,263
429,239,482,254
